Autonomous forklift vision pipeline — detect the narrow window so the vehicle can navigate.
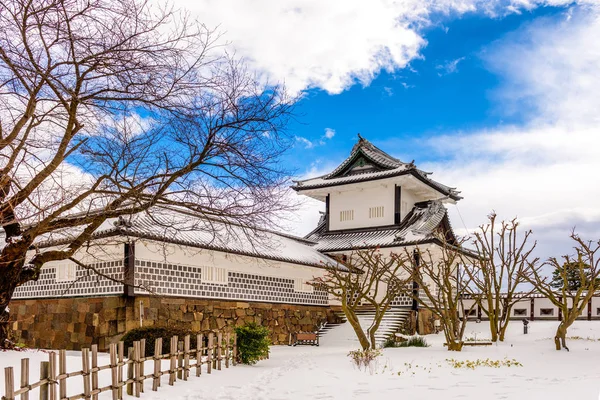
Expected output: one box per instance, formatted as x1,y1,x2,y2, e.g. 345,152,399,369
203,266,228,284
56,264,76,282
368,206,384,219
294,279,314,293
514,308,527,316
540,308,554,316
340,209,354,222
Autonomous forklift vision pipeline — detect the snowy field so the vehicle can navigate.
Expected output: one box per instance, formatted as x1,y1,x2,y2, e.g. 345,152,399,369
2,321,600,400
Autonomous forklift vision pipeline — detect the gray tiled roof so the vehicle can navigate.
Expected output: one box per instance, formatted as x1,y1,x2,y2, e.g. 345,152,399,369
292,137,461,200
306,200,453,252
31,208,346,271
117,210,346,270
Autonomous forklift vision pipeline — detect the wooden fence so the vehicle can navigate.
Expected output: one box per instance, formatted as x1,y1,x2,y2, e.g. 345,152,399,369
3,331,236,400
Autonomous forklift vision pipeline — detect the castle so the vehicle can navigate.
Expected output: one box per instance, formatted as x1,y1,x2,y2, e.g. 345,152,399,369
9,136,463,349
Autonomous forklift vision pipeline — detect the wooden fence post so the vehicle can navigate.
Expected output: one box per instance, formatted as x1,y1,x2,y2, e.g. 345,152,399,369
152,338,162,391
109,344,118,400
90,346,98,400
126,347,133,396
207,333,213,374
139,339,145,393
133,341,140,398
233,333,237,366
196,334,203,377
177,341,183,380
59,350,67,400
183,335,190,381
48,352,57,400
168,336,177,386
117,342,124,400
20,359,29,400
5,367,14,400
82,348,91,400
225,333,230,368
217,332,222,371
40,361,49,400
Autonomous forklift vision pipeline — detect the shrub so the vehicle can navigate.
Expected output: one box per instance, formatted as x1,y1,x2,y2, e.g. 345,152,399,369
347,348,381,374
383,337,396,348
397,336,429,348
234,322,270,365
383,335,429,348
121,326,199,357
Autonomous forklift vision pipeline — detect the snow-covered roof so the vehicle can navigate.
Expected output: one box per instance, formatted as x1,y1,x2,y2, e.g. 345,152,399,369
306,200,456,252
32,208,347,271
291,136,461,201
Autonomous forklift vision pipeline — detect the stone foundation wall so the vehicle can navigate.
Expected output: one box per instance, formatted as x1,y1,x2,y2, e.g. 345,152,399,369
9,296,341,351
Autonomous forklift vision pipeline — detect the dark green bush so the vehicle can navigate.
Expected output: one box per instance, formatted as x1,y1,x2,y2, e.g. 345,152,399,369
397,336,429,348
121,326,199,357
234,322,270,365
383,335,429,348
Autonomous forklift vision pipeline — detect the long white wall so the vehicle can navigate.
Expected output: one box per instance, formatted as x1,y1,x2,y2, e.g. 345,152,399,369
13,241,125,299
461,296,600,320
14,238,332,306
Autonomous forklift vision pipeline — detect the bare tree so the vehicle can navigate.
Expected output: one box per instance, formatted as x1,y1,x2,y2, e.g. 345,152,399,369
310,248,410,350
0,0,294,347
401,239,479,351
465,213,538,342
529,233,600,351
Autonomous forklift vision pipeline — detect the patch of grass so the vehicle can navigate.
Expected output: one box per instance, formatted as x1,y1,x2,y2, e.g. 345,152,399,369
567,336,600,341
348,348,382,374
445,357,523,369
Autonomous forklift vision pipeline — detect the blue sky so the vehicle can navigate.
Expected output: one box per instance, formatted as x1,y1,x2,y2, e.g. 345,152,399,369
177,0,600,257
284,6,559,168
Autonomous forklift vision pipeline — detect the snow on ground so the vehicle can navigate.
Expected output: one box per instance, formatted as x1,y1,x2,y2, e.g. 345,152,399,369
2,321,600,400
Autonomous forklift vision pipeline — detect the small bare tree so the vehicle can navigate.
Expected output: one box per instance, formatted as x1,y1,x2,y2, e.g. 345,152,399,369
529,233,600,351
0,0,294,346
465,213,538,342
310,248,411,350
401,240,479,351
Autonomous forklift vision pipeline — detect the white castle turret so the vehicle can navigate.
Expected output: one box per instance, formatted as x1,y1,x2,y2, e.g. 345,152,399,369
292,135,461,253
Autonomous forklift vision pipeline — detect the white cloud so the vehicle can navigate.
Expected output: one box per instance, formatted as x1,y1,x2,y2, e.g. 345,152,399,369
289,4,600,258
295,136,314,149
324,128,336,140
422,6,600,257
436,56,466,75
175,0,579,96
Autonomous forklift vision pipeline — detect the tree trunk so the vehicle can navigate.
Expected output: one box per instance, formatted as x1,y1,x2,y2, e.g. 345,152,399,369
488,314,498,342
0,248,29,349
447,341,464,351
368,308,383,350
554,323,568,351
498,317,510,342
343,307,370,350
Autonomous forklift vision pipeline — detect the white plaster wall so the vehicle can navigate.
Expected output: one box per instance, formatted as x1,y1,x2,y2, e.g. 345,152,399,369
32,240,125,272
400,187,418,220
592,297,600,318
511,299,531,318
329,183,394,230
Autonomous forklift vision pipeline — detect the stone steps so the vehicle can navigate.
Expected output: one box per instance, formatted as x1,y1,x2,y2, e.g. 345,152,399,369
323,307,411,346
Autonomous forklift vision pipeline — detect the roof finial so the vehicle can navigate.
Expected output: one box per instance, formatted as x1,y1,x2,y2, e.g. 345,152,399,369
357,133,364,141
